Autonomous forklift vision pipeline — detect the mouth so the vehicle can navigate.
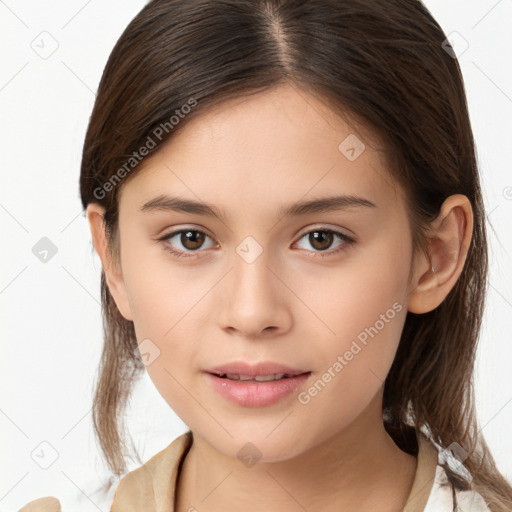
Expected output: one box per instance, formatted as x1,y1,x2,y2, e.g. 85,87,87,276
209,372,309,381
204,363,312,407
205,360,310,379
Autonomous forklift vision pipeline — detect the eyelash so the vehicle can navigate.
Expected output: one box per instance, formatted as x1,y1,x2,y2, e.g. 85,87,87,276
158,227,356,259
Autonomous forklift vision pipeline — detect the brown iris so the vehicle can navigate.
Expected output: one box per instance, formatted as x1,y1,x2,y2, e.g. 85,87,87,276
309,231,334,251
180,230,206,250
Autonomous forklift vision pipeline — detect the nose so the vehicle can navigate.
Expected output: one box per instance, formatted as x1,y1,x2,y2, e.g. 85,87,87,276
217,247,293,339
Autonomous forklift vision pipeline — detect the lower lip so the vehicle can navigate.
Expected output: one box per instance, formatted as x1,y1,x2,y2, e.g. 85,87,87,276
205,372,311,407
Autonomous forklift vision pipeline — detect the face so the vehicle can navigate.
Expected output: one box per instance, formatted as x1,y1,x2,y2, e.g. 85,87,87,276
107,84,418,462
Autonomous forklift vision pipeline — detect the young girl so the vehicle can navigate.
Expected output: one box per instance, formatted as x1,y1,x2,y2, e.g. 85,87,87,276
19,0,512,511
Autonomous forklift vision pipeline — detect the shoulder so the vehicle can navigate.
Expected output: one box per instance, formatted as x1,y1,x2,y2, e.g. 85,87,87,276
17,433,192,512
111,430,193,511
424,462,491,512
454,486,492,512
17,496,61,512
412,432,491,512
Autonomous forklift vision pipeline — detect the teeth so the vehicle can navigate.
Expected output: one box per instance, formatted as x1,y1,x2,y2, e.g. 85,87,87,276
255,373,286,381
221,373,289,381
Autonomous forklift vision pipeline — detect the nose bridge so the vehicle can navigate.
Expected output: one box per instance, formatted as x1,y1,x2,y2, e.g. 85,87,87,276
232,235,276,307
217,235,290,335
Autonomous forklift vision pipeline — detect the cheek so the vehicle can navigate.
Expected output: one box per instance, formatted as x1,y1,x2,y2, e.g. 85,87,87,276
303,278,406,392
291,272,408,444
293,239,411,398
122,255,209,417
121,239,220,340
120,237,205,335
297,237,410,343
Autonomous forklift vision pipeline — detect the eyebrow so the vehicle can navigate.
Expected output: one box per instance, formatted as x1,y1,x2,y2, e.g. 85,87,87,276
139,193,377,220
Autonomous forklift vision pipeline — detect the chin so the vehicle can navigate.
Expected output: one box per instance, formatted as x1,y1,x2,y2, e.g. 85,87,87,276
196,422,315,464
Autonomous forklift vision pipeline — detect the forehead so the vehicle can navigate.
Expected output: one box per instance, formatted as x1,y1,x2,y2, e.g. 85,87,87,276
119,84,403,218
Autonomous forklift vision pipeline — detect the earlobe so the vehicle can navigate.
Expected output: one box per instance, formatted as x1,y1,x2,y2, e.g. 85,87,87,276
85,204,134,321
407,194,473,314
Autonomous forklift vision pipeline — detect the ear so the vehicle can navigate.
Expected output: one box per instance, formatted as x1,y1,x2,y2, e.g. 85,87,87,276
86,203,134,321
407,194,473,314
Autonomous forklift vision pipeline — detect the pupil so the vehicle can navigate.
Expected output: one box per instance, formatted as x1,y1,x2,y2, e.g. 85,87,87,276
311,231,332,251
182,230,205,250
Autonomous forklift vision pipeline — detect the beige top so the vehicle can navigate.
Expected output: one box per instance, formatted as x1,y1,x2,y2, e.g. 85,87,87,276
18,430,490,512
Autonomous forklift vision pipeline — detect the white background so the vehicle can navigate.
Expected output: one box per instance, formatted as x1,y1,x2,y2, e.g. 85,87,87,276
1,1,511,510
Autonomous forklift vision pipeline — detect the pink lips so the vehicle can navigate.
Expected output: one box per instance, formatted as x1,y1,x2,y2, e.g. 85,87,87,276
204,361,311,407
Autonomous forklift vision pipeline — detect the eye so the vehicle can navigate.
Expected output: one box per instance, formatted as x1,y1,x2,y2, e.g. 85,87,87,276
294,228,355,257
158,226,355,259
159,228,217,258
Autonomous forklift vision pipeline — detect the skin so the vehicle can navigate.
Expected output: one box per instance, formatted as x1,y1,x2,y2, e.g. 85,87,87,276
87,83,473,512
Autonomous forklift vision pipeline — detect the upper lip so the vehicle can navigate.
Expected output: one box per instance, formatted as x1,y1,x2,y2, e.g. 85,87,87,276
205,361,310,377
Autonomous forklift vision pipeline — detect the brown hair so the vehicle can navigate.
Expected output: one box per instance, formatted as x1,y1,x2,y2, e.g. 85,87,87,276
79,0,512,509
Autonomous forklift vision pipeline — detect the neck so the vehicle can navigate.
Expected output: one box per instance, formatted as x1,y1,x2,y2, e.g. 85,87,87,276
175,394,417,512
